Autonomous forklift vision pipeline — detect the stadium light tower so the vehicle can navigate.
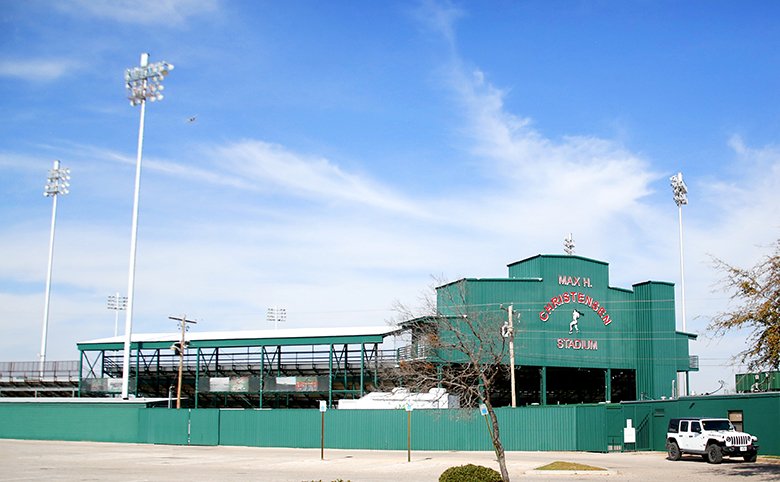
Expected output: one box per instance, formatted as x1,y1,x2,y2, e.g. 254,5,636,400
671,172,688,397
670,173,688,332
39,160,70,378
121,53,173,399
107,294,127,337
267,306,287,330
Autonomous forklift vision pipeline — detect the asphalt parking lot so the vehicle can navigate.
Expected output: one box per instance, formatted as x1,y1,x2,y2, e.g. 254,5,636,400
1,439,779,482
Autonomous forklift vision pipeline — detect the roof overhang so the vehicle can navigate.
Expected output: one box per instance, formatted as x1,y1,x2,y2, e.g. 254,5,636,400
78,325,403,351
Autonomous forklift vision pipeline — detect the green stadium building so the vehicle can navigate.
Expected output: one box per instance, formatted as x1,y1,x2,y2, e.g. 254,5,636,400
404,253,698,406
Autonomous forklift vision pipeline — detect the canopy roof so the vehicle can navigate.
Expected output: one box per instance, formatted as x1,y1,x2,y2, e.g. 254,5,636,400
78,325,402,351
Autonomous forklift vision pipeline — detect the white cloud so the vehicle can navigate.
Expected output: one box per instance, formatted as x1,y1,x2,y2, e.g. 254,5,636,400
210,140,425,215
53,0,220,25
0,59,74,82
412,0,465,47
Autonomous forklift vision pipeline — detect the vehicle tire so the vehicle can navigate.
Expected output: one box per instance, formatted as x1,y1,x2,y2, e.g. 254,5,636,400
667,441,681,461
706,444,723,464
743,452,757,463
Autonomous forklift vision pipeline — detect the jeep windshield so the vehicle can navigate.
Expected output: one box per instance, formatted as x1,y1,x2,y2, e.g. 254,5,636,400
701,420,734,431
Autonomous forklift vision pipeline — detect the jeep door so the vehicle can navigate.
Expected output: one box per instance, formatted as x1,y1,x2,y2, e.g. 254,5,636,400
688,421,707,452
677,421,694,451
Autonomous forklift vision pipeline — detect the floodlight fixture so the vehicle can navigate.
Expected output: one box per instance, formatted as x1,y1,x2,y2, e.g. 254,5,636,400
125,57,173,105
39,160,69,378
671,172,688,207
121,53,173,399
563,233,575,255
45,162,70,196
267,306,287,330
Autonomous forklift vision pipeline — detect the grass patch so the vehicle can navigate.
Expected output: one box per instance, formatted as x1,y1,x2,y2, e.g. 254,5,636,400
535,461,606,471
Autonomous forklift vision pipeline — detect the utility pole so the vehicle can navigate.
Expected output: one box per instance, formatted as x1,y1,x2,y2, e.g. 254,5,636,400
168,315,196,409
500,304,517,407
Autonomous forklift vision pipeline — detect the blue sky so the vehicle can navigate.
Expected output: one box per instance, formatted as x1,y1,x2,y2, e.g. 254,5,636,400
1,0,779,395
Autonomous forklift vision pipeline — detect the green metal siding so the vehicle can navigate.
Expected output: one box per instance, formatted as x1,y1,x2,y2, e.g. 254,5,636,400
190,408,220,445
499,406,577,451
141,408,189,445
576,405,607,452
219,408,321,447
0,402,141,443
2,393,778,455
633,281,678,400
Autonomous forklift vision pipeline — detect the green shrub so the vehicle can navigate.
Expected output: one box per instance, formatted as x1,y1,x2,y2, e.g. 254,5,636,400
439,464,502,482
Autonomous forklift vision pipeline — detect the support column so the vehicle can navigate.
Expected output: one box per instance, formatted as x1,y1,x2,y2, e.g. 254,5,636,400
134,346,140,397
328,344,334,408
195,347,200,408
605,368,611,403
77,351,83,397
343,345,348,393
360,343,365,397
540,366,547,405
260,346,265,408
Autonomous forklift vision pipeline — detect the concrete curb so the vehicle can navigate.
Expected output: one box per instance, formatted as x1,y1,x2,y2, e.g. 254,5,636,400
524,468,617,476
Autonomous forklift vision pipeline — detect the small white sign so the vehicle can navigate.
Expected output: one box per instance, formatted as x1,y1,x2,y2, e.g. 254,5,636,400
319,400,327,412
624,419,636,444
479,403,488,416
405,404,413,412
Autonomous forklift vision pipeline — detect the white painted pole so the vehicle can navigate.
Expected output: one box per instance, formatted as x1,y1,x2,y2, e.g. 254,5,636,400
508,304,516,408
39,161,61,378
122,53,149,400
671,172,689,397
678,203,686,333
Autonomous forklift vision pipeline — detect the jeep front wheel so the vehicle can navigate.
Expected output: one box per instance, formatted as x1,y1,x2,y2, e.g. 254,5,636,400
705,444,723,464
667,441,681,461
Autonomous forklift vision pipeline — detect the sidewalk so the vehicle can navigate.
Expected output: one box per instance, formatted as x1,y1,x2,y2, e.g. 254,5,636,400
1,439,778,481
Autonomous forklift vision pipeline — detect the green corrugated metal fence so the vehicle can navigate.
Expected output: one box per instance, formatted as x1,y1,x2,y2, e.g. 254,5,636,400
1,393,778,455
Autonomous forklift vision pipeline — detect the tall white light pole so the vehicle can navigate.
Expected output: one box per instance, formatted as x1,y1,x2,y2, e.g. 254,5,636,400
40,160,70,378
671,172,688,396
121,53,174,399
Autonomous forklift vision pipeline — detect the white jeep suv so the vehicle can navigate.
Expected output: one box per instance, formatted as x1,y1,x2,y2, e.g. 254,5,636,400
666,417,758,464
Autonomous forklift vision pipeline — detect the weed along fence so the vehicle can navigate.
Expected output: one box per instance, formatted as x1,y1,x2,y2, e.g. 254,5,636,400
0,393,778,455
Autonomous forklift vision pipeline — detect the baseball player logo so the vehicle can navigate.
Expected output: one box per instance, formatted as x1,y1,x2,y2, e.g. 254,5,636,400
569,309,583,334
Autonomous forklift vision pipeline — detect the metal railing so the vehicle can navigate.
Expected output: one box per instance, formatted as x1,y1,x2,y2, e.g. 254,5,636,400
98,347,402,376
0,361,79,381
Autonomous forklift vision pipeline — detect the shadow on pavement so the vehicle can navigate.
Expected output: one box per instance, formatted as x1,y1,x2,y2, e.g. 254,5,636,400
714,461,780,478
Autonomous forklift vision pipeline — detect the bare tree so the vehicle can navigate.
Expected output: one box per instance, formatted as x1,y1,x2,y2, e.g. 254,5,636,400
390,278,513,482
707,240,780,370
